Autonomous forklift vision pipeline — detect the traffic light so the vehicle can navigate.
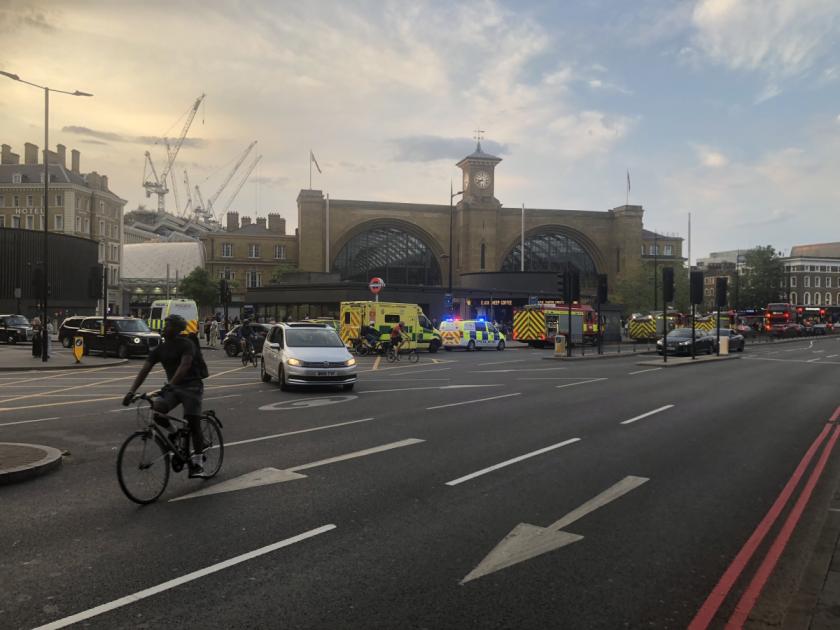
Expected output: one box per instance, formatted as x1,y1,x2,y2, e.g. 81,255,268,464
662,267,674,303
715,276,728,308
219,279,232,305
690,271,704,305
569,269,581,303
556,272,566,299
88,265,103,299
820,308,826,317
597,274,608,304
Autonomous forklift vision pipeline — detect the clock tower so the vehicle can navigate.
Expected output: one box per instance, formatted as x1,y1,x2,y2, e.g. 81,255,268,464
456,136,502,206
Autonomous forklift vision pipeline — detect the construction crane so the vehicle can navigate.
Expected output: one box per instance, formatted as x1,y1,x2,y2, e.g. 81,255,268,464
193,140,257,221
183,169,194,216
142,93,205,213
222,153,263,214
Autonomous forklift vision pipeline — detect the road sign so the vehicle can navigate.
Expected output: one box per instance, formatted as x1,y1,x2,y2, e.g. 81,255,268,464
369,277,385,295
73,336,84,363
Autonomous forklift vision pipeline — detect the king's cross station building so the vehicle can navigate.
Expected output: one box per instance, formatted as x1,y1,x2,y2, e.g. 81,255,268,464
244,141,683,330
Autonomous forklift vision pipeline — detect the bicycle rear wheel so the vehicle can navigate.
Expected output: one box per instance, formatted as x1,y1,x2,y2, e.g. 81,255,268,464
198,417,224,478
386,347,397,362
117,431,170,504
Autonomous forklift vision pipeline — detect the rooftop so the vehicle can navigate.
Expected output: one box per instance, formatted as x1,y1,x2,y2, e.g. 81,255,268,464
789,242,840,259
122,241,205,280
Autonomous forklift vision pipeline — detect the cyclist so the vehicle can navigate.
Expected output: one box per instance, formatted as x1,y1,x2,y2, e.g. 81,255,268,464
361,320,379,349
239,318,256,359
389,321,407,355
122,314,207,477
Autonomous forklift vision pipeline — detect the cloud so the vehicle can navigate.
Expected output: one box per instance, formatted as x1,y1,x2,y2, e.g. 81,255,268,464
588,78,633,95
390,136,510,162
62,125,205,148
0,5,56,34
754,83,782,104
690,0,840,78
695,145,729,167
547,111,635,158
251,175,289,187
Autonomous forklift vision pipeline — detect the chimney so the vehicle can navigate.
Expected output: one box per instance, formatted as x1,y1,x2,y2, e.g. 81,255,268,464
241,216,252,227
71,149,80,173
101,175,109,191
24,142,38,165
1,144,20,165
256,217,267,230
56,144,66,167
86,171,101,190
226,211,239,231
268,213,286,234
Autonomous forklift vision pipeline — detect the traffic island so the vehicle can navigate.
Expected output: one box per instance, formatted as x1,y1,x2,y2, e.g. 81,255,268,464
635,354,741,368
0,443,63,485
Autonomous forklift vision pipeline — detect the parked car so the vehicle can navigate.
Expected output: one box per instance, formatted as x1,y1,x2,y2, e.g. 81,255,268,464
0,314,34,344
710,328,745,353
77,316,161,358
260,322,357,391
58,316,86,348
223,323,271,357
656,327,715,355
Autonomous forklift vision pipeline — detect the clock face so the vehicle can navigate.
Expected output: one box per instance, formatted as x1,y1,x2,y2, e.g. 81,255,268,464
463,172,469,191
474,171,490,189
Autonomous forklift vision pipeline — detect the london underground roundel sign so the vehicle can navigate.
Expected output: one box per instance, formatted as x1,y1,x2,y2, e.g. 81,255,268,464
369,277,385,294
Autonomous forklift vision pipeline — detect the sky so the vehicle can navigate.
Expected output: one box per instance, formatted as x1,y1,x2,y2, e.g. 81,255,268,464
1,0,839,263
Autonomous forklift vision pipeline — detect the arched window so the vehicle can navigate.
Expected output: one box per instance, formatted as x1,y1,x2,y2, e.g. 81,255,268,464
826,292,832,306
333,225,441,285
790,292,798,304
501,231,597,283
804,292,811,305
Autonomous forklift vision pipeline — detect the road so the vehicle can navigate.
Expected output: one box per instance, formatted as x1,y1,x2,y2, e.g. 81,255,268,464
2,337,840,629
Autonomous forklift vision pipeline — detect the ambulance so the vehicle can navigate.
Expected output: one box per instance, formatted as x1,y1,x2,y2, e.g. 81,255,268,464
147,299,200,335
439,319,506,351
339,301,442,352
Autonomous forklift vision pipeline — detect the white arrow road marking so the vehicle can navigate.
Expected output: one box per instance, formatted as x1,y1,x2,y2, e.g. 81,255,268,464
33,524,336,630
446,438,581,486
223,417,375,448
171,438,424,501
259,395,357,411
461,476,649,584
0,416,60,427
620,404,674,425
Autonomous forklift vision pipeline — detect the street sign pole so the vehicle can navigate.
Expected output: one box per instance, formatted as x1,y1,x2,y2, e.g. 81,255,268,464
691,303,696,360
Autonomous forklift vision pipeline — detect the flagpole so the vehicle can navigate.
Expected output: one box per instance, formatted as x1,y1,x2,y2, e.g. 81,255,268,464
309,150,312,190
626,169,630,206
520,203,525,272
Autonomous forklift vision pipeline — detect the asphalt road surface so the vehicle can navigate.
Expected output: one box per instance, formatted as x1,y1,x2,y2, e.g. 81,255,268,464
3,337,840,629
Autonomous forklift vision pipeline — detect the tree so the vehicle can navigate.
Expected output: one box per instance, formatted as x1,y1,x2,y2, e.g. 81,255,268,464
611,261,690,315
178,266,219,309
270,262,297,283
739,246,784,308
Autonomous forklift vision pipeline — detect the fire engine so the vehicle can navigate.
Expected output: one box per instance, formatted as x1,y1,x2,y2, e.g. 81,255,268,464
512,303,600,347
764,303,797,333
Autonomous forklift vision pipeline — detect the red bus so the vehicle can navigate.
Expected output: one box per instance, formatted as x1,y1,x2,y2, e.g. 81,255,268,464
764,303,797,332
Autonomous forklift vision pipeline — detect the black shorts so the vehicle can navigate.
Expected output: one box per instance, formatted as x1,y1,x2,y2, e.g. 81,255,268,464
156,382,204,417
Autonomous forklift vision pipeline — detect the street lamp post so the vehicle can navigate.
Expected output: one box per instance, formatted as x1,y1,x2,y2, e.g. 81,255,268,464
448,182,463,314
1,71,92,361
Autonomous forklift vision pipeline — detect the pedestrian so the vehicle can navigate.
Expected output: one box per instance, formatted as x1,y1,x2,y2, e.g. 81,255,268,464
31,317,42,358
209,319,219,348
204,317,212,346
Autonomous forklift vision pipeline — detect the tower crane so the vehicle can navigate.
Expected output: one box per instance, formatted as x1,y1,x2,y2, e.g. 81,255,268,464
222,153,263,214
142,93,205,213
183,169,194,216
193,140,257,221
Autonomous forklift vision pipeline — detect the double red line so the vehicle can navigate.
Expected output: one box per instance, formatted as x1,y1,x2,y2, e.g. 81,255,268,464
689,405,840,629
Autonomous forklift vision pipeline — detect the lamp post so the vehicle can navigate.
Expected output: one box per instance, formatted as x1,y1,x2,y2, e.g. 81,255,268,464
448,182,463,314
1,71,92,361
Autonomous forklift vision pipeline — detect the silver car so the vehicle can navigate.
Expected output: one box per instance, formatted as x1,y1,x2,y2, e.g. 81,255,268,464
260,323,357,391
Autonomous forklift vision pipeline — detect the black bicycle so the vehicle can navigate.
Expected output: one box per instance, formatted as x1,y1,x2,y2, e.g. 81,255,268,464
241,338,258,367
117,393,224,504
353,337,388,356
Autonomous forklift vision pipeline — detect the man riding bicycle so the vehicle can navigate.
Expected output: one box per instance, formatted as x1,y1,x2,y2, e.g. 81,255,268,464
360,320,379,348
390,320,408,354
123,314,208,477
239,318,256,357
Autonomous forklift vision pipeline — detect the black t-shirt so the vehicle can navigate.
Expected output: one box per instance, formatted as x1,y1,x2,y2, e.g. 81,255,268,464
149,336,202,384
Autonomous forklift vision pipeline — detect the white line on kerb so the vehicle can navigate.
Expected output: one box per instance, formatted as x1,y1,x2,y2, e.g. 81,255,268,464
620,404,674,425
555,378,607,389
445,438,581,486
426,392,521,410
32,525,336,630
0,416,59,428
629,368,662,375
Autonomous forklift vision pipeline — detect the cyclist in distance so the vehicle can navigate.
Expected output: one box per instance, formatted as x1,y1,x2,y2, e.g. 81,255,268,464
390,320,406,355
239,318,256,357
123,314,207,476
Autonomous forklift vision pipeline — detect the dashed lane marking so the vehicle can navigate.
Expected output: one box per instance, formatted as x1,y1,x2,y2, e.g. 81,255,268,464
629,368,662,375
32,525,337,630
620,404,675,425
426,392,521,410
0,416,60,428
556,378,608,389
223,417,376,448
0,365,113,389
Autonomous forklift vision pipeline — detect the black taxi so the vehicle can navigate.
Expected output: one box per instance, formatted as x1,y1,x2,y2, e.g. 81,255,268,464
77,316,161,358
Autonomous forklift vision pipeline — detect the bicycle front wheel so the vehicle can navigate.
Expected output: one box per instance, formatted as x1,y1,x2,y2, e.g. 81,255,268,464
386,347,397,362
199,417,224,478
117,431,170,504
408,350,420,363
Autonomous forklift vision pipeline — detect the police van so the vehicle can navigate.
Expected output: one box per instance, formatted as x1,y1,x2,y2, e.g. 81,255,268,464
147,299,200,335
439,319,506,351
339,301,442,352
